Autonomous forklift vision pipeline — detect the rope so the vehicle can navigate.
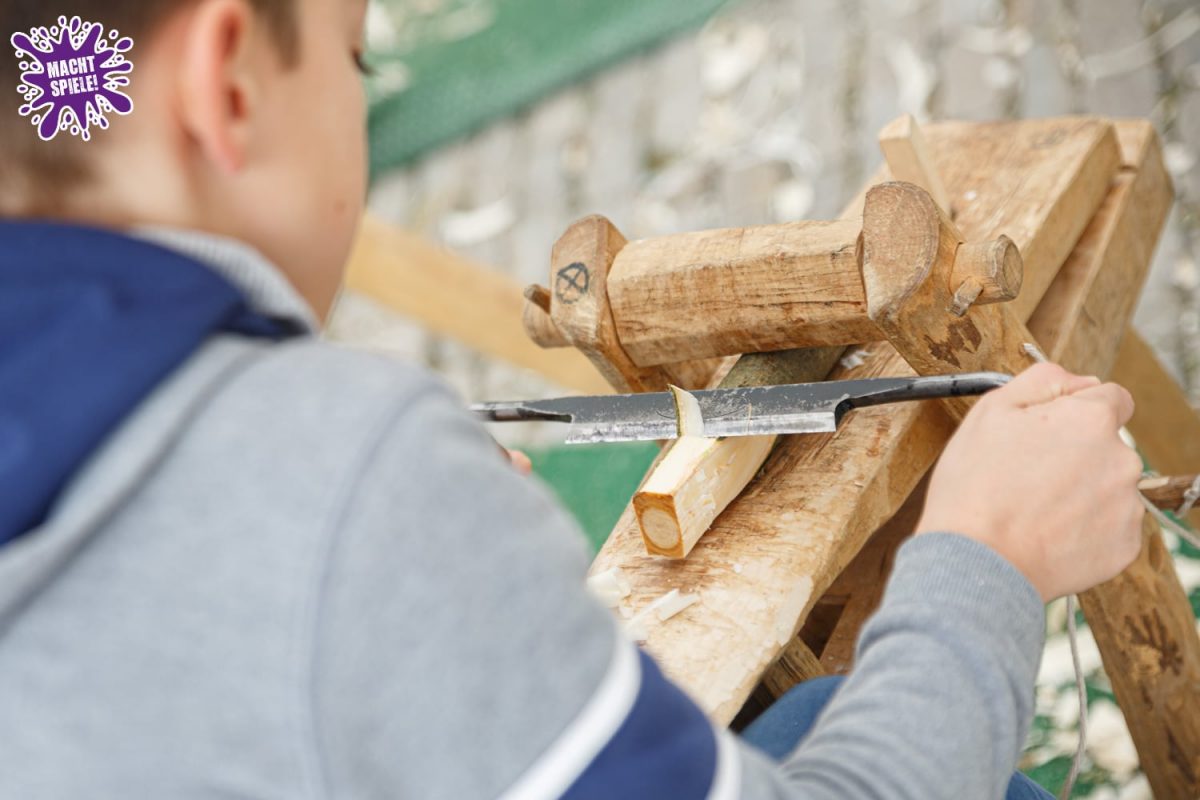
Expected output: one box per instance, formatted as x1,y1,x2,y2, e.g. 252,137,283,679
1060,594,1087,800
1019,343,1089,800
1177,474,1200,518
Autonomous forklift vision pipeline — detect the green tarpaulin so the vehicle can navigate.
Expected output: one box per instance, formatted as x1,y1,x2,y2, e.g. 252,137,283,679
365,0,728,177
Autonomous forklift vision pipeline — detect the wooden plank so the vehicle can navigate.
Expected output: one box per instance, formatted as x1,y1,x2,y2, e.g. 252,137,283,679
344,215,610,394
1029,121,1172,381
1112,331,1200,529
923,117,1122,320
878,113,952,212
587,117,1157,725
607,218,877,364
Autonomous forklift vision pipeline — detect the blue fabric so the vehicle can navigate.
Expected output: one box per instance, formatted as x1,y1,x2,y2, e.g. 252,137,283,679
743,676,1055,799
0,221,301,546
563,650,717,798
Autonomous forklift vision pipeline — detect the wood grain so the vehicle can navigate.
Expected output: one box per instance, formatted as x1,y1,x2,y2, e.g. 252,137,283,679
878,113,952,212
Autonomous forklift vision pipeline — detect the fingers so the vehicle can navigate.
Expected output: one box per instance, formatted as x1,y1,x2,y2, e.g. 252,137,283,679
507,449,533,476
1068,382,1136,428
998,362,1102,408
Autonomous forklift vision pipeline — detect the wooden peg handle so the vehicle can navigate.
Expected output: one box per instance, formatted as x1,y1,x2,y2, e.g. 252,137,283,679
949,235,1024,315
522,284,569,348
1139,474,1200,512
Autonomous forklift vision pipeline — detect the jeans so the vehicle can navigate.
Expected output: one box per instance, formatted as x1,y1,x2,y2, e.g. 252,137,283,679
742,676,1054,799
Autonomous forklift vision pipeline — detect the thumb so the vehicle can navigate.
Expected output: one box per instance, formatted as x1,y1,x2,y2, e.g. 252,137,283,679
997,362,1101,408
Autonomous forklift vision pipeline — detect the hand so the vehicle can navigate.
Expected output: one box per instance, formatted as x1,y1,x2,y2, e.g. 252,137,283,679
507,449,532,476
916,362,1145,602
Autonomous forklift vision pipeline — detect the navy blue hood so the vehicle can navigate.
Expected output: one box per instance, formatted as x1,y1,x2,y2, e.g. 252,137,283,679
0,221,303,546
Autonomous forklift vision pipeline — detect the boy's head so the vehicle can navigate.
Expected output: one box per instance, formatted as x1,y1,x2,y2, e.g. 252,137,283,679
1,0,370,319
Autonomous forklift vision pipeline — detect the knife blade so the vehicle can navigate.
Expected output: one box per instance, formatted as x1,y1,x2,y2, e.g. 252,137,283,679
470,372,1011,444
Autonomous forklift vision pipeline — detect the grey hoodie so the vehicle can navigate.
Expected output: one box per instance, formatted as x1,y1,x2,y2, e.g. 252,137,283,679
0,230,1046,799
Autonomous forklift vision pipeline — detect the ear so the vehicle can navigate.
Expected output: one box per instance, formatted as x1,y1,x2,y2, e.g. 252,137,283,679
176,0,262,174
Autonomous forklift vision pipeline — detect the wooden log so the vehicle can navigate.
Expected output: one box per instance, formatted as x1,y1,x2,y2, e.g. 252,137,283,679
1029,122,1172,381
1112,330,1200,529
634,348,844,559
607,218,877,364
344,215,610,394
588,117,1153,725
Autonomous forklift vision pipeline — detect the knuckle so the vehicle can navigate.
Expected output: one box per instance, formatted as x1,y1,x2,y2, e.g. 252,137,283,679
1122,450,1145,481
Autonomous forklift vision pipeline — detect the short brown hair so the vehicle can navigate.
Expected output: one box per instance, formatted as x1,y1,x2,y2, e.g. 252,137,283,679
0,0,298,215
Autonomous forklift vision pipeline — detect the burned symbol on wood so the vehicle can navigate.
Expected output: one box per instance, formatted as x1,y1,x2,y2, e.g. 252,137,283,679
1126,610,1184,676
555,262,590,305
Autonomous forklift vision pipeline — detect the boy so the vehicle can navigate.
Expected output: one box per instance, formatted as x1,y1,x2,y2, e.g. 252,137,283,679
0,1,1146,797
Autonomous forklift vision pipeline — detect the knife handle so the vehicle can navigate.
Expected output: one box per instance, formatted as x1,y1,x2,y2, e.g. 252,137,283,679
850,372,1012,409
470,400,572,423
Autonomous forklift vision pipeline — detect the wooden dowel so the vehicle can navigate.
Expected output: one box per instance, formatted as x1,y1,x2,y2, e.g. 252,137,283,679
633,348,845,558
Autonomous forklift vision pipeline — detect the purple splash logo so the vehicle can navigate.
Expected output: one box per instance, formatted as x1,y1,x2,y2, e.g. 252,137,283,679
11,15,134,142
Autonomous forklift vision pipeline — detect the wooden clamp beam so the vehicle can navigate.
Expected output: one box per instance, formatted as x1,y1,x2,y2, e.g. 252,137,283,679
607,219,875,364
536,215,733,392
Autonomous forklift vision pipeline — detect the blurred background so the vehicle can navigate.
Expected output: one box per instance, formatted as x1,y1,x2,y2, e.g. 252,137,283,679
329,1,1200,796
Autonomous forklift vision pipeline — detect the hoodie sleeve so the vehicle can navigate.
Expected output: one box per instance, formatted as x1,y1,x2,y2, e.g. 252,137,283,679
308,374,1045,800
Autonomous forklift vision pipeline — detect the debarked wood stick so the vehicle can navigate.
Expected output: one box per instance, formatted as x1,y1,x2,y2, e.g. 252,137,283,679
633,347,844,558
